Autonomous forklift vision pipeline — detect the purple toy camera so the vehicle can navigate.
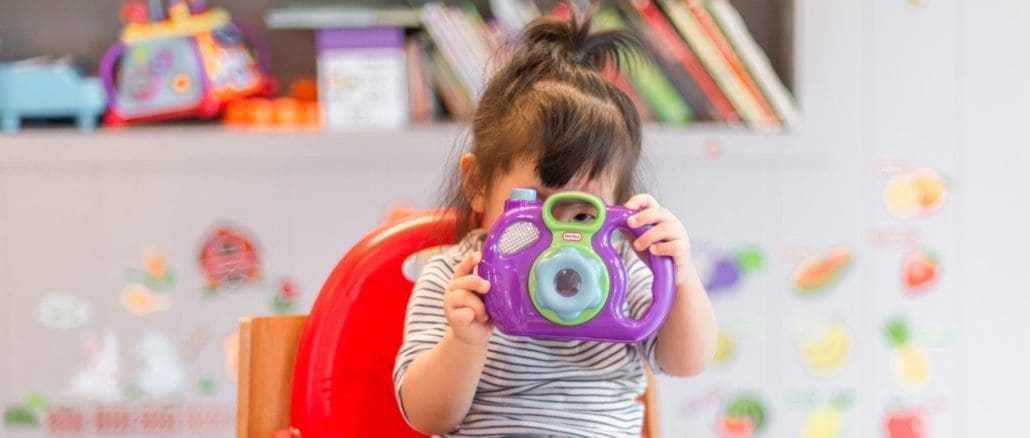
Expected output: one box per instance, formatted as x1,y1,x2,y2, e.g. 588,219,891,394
479,189,675,343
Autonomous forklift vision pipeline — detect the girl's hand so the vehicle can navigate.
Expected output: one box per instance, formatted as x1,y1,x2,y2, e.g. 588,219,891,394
625,194,693,288
444,252,494,346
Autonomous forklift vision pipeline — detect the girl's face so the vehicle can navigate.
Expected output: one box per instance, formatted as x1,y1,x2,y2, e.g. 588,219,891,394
462,153,617,231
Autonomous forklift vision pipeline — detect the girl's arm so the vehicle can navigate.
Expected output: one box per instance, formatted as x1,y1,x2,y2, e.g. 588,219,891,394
400,330,489,433
653,262,717,376
398,252,494,434
626,194,718,377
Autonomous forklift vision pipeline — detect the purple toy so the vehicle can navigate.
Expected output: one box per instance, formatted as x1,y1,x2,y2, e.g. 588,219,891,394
479,189,675,343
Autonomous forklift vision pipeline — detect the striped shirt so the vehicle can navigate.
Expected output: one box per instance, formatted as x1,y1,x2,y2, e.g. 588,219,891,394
393,230,662,437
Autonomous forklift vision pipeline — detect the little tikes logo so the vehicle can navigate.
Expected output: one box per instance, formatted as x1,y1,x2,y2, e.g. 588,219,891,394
562,232,583,242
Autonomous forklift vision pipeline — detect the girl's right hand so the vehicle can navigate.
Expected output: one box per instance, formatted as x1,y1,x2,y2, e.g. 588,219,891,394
444,252,494,346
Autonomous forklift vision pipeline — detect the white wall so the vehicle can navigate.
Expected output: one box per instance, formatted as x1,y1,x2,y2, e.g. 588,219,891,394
2,0,1028,436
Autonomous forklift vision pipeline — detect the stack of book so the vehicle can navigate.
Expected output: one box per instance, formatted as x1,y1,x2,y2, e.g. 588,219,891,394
267,0,798,131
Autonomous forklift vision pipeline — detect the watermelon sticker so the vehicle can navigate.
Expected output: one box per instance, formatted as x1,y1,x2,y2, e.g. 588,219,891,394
716,393,768,437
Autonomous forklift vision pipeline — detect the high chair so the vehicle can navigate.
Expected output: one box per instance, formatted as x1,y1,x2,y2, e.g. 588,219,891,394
235,210,660,437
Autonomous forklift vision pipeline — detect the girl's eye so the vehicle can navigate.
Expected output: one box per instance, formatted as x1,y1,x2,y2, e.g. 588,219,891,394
573,213,596,223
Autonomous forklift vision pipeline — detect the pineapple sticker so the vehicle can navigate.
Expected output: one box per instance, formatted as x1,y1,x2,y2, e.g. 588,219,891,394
884,316,932,389
801,394,852,438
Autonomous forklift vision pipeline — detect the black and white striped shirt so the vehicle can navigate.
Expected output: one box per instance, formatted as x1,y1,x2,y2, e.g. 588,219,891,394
394,230,662,437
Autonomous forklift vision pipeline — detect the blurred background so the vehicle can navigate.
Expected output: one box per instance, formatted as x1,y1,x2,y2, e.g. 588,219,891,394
1,0,1026,436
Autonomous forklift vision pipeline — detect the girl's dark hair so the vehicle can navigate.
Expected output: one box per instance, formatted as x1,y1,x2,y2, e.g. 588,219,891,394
441,10,644,237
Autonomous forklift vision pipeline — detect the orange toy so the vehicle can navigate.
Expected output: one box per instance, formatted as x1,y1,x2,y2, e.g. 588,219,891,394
224,78,320,129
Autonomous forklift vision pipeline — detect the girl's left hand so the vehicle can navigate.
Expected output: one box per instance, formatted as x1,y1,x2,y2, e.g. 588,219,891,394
625,194,693,287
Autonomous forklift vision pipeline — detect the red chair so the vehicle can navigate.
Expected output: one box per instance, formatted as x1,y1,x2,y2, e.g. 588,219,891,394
235,210,659,437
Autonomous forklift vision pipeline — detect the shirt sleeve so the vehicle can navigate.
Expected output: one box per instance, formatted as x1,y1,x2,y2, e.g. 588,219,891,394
392,252,457,420
622,243,665,375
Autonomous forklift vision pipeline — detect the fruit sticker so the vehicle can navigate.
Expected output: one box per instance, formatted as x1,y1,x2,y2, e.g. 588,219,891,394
3,392,49,428
797,321,853,377
902,248,940,293
124,249,176,292
801,394,852,438
699,245,765,295
716,393,767,438
884,317,932,390
884,406,927,438
792,245,854,296
198,225,263,295
883,168,950,219
270,278,301,314
121,283,172,316
36,294,92,330
714,329,736,367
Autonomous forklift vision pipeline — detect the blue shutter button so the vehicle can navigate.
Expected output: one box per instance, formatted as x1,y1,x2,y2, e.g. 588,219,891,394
511,188,537,200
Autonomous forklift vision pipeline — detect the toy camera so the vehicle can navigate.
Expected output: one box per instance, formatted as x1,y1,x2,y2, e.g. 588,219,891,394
99,0,272,125
479,189,675,343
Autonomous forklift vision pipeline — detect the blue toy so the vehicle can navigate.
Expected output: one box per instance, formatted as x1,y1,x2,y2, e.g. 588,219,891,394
0,57,107,134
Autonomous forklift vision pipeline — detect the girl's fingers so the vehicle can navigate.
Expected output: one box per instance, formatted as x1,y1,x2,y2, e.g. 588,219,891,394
649,240,687,257
628,206,671,229
625,193,660,211
633,222,675,251
446,289,490,323
453,252,482,277
449,275,491,294
448,307,475,328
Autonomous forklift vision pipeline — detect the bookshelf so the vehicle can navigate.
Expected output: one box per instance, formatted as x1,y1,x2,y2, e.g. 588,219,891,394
0,0,797,132
266,0,798,130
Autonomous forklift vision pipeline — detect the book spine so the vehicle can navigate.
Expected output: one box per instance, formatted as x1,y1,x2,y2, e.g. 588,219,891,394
629,0,739,122
428,47,474,119
687,0,778,128
421,4,478,102
595,9,693,124
707,0,798,128
658,0,768,129
605,63,656,122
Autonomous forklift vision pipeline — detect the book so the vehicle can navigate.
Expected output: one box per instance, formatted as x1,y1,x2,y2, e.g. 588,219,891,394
316,27,409,129
706,0,799,129
406,36,436,123
686,0,779,128
656,0,774,130
421,3,481,102
490,0,541,35
605,63,656,122
594,9,693,124
623,0,735,122
427,46,474,119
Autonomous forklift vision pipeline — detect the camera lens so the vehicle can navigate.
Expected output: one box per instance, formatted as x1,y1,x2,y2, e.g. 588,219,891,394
554,268,581,297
